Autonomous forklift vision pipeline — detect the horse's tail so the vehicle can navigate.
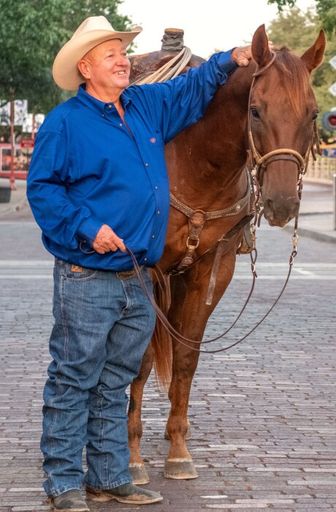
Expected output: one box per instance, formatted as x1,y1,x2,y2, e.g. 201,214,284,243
151,269,172,391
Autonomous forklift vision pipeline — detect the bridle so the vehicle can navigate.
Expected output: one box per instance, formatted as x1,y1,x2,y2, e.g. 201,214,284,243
247,51,320,219
126,51,321,353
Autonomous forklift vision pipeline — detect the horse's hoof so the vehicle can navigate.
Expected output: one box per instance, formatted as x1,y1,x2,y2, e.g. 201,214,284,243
129,463,150,485
164,458,198,480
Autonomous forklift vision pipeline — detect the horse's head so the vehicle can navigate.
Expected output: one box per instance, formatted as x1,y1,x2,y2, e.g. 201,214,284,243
250,25,326,227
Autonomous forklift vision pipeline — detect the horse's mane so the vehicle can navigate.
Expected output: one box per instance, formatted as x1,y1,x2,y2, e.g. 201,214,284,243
274,47,311,118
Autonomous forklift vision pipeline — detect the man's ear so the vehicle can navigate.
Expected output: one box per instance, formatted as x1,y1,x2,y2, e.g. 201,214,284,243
78,59,91,80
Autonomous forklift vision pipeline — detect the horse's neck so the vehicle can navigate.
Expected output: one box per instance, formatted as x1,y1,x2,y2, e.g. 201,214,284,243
167,66,253,208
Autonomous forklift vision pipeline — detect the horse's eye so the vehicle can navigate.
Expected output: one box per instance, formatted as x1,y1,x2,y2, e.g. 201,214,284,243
312,111,319,121
251,107,260,120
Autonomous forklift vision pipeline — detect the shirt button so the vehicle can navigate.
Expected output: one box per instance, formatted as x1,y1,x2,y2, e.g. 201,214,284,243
157,210,160,215
154,186,158,190
102,113,105,118
151,234,155,239
108,104,112,109
119,123,123,127
145,163,149,167
144,257,148,262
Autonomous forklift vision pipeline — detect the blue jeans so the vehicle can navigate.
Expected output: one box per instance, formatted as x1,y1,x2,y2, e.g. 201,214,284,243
41,259,156,497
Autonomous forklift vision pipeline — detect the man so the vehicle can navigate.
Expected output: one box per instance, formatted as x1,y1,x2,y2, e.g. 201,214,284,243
27,15,252,512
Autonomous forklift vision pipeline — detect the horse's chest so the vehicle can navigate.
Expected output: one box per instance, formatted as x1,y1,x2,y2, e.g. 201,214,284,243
162,208,239,272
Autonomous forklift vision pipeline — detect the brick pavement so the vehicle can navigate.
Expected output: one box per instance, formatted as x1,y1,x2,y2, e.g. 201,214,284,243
0,210,336,511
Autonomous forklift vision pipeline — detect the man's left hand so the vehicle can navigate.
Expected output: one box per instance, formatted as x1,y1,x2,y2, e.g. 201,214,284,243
231,46,252,67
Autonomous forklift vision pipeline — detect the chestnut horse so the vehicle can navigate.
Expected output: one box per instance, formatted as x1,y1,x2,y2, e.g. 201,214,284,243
128,25,326,483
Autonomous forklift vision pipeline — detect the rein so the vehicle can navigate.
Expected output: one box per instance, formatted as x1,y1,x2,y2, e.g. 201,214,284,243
128,51,317,353
126,238,298,354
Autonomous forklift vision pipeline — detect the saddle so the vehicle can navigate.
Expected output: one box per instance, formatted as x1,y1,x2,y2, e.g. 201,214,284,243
129,28,204,84
130,29,256,305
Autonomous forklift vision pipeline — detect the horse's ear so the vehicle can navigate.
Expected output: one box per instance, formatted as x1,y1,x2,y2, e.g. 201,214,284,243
301,30,326,73
252,24,272,68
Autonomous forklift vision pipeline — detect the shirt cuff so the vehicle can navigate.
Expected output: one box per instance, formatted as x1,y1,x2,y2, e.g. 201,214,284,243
77,217,102,245
211,50,239,85
219,49,239,75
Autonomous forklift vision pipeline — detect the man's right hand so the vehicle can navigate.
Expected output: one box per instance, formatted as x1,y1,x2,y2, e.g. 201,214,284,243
92,224,126,254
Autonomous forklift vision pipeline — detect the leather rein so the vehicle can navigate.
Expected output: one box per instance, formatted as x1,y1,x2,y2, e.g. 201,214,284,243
128,51,319,353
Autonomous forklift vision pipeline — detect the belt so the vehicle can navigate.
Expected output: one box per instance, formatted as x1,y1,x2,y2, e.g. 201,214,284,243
116,266,144,279
62,259,144,279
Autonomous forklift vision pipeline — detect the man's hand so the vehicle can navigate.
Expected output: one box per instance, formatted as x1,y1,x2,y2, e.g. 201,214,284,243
231,46,252,67
93,224,126,254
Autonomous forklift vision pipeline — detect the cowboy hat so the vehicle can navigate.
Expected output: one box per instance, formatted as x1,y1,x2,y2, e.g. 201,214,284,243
52,16,142,91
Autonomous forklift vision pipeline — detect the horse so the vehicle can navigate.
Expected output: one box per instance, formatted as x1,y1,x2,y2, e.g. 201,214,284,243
127,25,326,483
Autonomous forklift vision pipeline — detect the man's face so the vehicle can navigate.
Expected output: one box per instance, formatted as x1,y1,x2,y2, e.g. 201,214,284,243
79,39,131,93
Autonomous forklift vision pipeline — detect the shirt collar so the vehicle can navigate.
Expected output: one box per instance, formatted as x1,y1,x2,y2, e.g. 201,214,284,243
76,84,132,114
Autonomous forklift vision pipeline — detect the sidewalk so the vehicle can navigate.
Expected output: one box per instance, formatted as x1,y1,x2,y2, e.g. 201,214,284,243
1,178,335,243
294,180,336,244
0,179,28,218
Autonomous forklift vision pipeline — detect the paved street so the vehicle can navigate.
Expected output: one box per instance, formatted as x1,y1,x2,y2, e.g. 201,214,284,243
0,199,335,512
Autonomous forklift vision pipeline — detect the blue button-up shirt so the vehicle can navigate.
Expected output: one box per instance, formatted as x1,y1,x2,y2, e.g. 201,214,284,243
27,51,237,270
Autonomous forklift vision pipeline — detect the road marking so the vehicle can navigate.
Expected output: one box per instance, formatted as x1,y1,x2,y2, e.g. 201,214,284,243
0,260,52,266
295,268,315,276
1,260,335,267
0,262,335,280
0,275,52,279
1,276,336,280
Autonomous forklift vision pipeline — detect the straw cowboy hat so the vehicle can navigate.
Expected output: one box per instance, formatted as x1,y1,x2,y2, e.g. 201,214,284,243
52,16,142,91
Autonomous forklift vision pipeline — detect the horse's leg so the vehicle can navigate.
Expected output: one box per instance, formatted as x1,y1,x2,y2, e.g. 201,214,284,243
164,253,235,480
128,343,154,484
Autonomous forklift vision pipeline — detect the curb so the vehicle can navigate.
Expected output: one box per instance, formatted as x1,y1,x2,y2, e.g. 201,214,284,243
284,224,336,244
303,177,333,187
300,211,331,216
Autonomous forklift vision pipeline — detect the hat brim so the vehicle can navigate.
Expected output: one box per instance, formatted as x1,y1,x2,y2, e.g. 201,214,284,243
52,28,142,91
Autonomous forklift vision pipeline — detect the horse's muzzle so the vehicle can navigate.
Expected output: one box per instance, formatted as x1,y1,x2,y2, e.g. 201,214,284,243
263,197,300,227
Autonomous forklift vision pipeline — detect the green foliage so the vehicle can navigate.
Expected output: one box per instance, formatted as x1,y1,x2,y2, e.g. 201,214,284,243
316,0,336,38
0,0,132,112
268,0,295,9
267,6,336,135
268,0,336,36
267,7,318,54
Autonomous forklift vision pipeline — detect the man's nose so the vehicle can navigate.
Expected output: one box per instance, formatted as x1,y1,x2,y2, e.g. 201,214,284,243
118,55,130,66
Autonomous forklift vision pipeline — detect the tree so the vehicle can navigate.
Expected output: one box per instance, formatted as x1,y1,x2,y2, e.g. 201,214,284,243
267,0,336,36
267,7,336,136
267,7,318,54
315,0,336,37
0,0,132,113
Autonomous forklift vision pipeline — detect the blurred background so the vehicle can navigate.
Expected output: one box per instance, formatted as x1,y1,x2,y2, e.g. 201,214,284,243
0,0,335,189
